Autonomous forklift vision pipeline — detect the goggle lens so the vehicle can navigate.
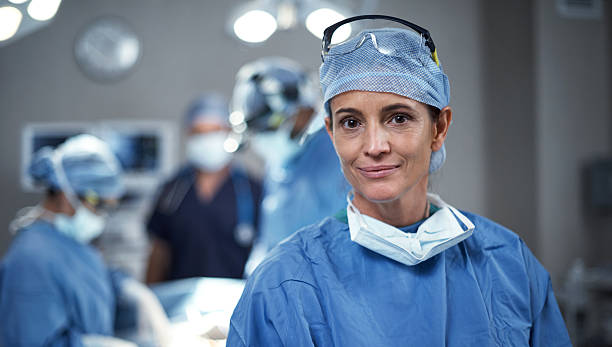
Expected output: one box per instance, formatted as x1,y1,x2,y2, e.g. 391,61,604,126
321,15,439,66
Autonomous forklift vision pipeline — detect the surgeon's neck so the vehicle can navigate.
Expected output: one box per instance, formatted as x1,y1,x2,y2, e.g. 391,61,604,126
353,176,429,228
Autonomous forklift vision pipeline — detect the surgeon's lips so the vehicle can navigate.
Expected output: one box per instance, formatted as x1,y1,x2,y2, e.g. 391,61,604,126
357,164,401,179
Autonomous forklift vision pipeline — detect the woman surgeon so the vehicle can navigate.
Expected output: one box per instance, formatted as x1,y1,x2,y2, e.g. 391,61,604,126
227,15,571,346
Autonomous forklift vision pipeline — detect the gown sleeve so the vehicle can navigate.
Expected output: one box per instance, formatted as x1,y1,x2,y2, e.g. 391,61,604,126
519,240,572,347
530,280,573,347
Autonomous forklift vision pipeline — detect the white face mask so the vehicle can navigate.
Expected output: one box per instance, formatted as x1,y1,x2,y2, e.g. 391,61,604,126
54,205,106,244
186,132,232,172
346,192,474,266
250,126,301,167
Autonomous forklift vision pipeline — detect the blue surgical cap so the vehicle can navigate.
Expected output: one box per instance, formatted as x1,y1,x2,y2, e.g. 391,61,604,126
29,134,124,199
184,92,230,129
319,27,450,173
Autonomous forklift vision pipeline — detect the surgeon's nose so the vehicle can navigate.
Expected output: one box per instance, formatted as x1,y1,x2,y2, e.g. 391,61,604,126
363,124,390,158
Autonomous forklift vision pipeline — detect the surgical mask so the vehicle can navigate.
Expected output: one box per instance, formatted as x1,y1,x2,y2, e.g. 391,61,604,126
346,192,474,266
250,126,301,167
54,205,106,244
186,132,232,172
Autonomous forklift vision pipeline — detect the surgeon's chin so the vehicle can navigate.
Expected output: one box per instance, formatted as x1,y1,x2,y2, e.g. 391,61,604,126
354,185,401,204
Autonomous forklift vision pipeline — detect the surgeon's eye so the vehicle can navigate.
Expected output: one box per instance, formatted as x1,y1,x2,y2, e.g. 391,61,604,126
389,114,411,124
340,117,361,129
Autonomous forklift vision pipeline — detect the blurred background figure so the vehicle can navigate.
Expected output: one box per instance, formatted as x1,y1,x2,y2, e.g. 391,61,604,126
0,134,171,347
231,57,349,273
145,93,263,283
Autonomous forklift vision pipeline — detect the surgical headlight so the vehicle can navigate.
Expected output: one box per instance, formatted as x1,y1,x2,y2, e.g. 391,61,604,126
230,57,318,152
321,14,440,67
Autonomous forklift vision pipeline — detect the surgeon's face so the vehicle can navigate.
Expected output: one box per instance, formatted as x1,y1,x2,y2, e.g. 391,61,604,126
326,91,449,205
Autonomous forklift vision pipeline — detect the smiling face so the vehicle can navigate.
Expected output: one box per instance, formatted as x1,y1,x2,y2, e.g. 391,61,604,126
326,90,451,216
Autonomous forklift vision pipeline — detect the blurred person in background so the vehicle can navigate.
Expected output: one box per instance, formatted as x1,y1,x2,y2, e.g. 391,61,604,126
145,93,263,283
0,134,170,347
231,57,349,274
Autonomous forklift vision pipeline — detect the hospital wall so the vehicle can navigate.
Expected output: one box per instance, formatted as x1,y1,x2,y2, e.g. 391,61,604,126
0,0,610,288
535,0,612,284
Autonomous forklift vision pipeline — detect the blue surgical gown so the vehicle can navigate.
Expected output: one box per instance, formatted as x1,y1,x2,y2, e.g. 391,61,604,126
228,210,572,346
258,128,349,250
0,220,123,347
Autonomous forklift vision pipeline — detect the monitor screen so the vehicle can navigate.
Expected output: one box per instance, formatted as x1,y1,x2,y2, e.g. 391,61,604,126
22,121,177,193
28,131,162,174
105,132,160,173
32,133,79,153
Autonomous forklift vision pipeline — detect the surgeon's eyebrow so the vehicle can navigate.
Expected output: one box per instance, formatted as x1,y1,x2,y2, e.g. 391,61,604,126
381,103,417,113
333,107,363,116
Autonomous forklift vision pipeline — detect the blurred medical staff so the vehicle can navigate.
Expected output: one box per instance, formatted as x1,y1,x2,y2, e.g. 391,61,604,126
146,93,263,283
231,57,349,273
0,134,170,347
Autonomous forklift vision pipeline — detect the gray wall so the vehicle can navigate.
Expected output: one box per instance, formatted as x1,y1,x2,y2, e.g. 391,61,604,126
481,0,538,251
536,0,612,283
0,0,610,288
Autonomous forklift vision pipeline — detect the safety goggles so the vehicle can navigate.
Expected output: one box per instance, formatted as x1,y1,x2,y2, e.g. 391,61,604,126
321,14,440,66
79,190,118,215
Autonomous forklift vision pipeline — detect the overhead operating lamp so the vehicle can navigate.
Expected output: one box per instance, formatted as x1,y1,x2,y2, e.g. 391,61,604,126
0,0,62,47
304,6,352,42
227,0,354,44
0,6,22,42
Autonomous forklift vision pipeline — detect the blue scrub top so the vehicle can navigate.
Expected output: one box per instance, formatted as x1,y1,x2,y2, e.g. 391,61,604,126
0,220,122,347
228,210,572,346
258,128,349,250
147,166,263,279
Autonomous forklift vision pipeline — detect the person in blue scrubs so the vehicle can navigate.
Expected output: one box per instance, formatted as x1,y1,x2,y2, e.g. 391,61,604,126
145,93,263,283
227,15,572,346
0,134,170,347
230,57,349,273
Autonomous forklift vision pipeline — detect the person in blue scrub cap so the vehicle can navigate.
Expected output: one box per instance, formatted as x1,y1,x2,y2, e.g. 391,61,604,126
227,15,571,346
0,134,172,347
230,57,349,274
145,93,263,283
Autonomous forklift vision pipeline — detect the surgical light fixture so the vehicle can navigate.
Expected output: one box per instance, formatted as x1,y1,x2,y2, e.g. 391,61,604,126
0,0,62,46
233,9,278,43
27,0,61,21
305,7,351,42
0,6,22,41
228,0,353,44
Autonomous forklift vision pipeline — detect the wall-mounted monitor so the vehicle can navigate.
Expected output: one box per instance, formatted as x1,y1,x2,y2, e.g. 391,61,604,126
96,120,177,194
21,121,178,194
21,122,90,191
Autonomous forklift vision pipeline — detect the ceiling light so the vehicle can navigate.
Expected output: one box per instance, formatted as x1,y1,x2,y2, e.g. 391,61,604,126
8,0,29,4
305,7,351,42
233,9,277,43
27,0,61,21
0,6,23,41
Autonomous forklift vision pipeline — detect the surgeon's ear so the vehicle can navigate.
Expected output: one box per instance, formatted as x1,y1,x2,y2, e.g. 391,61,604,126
431,106,452,151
